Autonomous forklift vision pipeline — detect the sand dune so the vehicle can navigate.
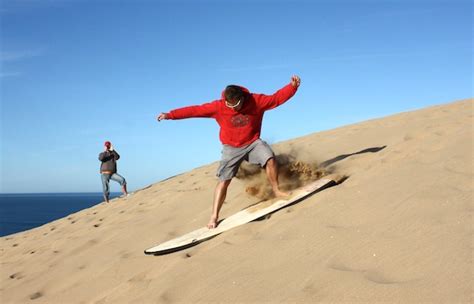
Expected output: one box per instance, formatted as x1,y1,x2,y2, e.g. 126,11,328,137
1,99,472,303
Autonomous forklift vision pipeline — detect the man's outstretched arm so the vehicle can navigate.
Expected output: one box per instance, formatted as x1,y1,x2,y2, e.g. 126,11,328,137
157,101,219,122
257,75,301,111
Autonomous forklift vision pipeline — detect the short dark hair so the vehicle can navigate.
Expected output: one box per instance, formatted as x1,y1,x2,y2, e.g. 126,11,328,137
224,85,244,102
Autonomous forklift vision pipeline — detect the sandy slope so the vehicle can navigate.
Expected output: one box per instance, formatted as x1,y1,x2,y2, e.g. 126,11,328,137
1,99,472,304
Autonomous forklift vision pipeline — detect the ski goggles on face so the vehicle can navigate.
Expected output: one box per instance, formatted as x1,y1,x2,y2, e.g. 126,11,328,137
225,99,242,108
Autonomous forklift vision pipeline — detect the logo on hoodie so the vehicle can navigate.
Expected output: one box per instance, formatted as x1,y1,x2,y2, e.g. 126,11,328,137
231,114,249,127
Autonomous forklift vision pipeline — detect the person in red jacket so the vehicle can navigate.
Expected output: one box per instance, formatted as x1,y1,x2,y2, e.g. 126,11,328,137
157,75,301,228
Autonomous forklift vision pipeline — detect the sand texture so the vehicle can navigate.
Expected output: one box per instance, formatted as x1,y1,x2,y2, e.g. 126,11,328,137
1,99,472,303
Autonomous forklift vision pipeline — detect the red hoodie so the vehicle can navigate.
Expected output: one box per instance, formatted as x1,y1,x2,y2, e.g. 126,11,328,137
167,83,298,147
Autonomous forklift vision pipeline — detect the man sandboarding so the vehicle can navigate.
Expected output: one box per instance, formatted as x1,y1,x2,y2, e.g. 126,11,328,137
157,75,301,229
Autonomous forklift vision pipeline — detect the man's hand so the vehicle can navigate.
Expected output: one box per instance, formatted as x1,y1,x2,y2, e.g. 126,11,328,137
157,113,169,122
291,75,301,88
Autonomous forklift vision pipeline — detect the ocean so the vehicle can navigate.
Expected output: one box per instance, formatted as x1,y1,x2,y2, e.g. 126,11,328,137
0,193,120,237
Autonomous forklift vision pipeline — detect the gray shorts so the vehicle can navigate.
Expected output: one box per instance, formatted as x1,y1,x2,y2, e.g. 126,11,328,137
217,139,274,181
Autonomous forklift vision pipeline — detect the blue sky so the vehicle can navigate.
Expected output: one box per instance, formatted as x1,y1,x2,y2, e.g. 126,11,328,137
1,0,472,193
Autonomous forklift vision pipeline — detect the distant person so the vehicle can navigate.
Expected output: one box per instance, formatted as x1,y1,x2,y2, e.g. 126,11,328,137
99,141,128,203
157,75,301,228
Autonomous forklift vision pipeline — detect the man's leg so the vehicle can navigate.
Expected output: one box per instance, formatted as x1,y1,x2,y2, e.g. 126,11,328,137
265,157,289,197
110,173,128,196
247,140,289,198
208,179,232,229
101,174,110,203
212,143,248,229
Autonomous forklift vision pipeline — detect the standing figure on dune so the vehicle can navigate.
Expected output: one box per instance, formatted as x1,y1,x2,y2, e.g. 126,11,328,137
158,75,301,228
99,141,128,203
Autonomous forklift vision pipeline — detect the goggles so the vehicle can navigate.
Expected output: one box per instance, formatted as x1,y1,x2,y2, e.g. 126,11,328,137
225,99,242,108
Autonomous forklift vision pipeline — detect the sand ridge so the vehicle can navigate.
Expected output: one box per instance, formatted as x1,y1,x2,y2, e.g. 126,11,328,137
1,98,472,303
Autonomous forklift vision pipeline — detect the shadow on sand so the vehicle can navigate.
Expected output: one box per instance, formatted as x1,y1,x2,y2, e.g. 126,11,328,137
320,146,387,168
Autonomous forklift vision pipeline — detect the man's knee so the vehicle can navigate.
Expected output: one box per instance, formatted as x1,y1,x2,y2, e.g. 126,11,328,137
264,157,276,168
111,174,126,186
218,179,232,188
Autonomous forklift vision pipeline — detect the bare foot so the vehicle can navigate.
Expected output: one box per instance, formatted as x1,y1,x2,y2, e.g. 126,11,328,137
207,216,218,229
274,189,291,198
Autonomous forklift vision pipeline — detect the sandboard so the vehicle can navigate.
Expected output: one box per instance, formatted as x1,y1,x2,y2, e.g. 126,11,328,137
144,176,340,255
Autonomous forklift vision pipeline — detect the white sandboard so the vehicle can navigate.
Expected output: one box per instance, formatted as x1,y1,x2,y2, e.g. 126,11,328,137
144,177,339,255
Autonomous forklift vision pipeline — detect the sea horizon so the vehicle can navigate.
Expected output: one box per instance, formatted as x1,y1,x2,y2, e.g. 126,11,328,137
0,192,121,237
0,192,117,196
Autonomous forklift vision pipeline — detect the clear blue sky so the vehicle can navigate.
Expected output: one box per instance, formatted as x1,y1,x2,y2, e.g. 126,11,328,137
1,0,472,193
